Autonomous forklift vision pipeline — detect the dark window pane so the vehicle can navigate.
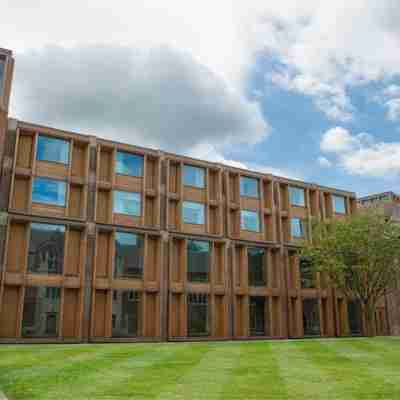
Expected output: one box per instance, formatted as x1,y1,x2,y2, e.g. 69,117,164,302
291,218,305,238
250,297,268,336
240,176,259,198
112,290,140,337
182,201,205,225
0,57,4,98
116,151,143,177
300,257,315,288
37,135,70,164
303,298,320,336
188,293,209,336
333,195,346,214
289,187,305,207
183,165,205,188
113,191,141,216
114,232,144,279
22,286,60,337
240,210,260,232
32,177,66,207
348,300,362,335
248,247,266,287
28,223,65,275
187,240,210,283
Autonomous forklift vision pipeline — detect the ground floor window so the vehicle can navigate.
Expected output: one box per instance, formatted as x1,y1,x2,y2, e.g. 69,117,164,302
348,300,362,336
249,296,269,336
303,298,320,336
112,290,140,337
22,286,61,337
187,293,209,336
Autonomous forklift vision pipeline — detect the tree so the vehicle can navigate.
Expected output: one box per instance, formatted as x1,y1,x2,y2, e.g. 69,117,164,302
301,210,400,336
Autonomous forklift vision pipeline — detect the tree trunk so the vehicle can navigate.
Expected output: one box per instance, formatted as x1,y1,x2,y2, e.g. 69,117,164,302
363,302,376,337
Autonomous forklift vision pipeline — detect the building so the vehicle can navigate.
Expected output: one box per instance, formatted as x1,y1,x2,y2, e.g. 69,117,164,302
0,47,389,343
358,192,400,335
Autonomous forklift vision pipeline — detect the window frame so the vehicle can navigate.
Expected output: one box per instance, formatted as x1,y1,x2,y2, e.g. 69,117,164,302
183,164,205,189
113,190,141,217
248,247,266,287
111,290,141,338
187,240,210,283
240,209,260,232
114,231,144,280
32,177,67,207
182,201,205,225
289,186,306,207
291,217,305,239
187,293,210,337
240,176,259,199
115,150,144,178
333,195,346,214
36,134,70,165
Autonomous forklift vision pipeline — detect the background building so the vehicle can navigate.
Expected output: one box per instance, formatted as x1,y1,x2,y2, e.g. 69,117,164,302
0,47,390,343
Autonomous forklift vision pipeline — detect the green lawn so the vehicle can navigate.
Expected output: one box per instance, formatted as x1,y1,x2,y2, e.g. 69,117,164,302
0,338,399,400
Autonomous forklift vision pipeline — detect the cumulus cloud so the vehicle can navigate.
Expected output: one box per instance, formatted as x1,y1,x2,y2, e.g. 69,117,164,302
11,45,268,153
376,85,400,121
320,126,400,177
317,156,332,168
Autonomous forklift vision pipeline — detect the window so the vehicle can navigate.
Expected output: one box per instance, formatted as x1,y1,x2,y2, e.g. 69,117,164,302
113,191,141,216
187,293,209,336
240,176,259,198
303,298,320,336
116,151,143,177
22,286,61,337
112,290,140,337
300,257,315,289
32,177,67,207
0,57,5,98
289,186,305,207
183,165,205,188
333,195,346,214
37,135,70,164
240,210,260,232
187,240,210,283
291,218,305,238
114,232,144,279
248,247,266,287
182,201,205,225
348,300,362,336
250,297,268,336
28,223,65,275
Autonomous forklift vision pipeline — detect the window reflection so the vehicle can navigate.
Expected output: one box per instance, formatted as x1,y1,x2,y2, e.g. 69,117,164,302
32,177,67,207
37,135,70,164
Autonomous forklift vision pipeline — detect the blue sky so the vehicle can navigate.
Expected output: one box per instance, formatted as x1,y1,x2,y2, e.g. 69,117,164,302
3,1,400,197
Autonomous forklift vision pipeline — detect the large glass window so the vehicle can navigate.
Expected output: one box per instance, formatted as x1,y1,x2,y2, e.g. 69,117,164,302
333,195,346,214
22,286,61,337
113,191,141,216
250,297,268,336
183,165,205,188
240,176,259,198
187,240,210,283
300,257,315,289
37,135,70,165
240,210,260,232
303,298,320,336
0,57,5,98
182,201,205,225
248,247,266,287
114,232,144,279
348,300,362,336
28,223,65,275
112,290,140,337
289,186,305,207
32,177,67,207
116,151,143,177
291,218,305,238
187,293,209,336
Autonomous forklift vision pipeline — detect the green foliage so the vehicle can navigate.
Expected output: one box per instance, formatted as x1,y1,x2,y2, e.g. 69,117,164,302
302,210,400,327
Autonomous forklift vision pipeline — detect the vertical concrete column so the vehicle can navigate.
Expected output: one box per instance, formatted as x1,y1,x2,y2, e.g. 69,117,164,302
160,230,169,341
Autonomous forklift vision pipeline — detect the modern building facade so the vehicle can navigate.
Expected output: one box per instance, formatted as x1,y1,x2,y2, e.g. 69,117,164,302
0,47,390,343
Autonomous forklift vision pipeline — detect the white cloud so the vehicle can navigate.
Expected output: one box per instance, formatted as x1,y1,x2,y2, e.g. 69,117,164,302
317,156,332,167
376,85,400,121
386,98,400,121
320,126,400,177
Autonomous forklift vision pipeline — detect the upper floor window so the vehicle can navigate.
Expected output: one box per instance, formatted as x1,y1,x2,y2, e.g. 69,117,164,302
248,247,266,287
241,210,260,232
291,218,305,238
183,201,205,225
28,223,65,275
0,57,5,98
333,195,346,214
32,177,66,207
114,232,144,279
300,257,315,289
113,191,141,216
240,176,259,198
37,135,70,165
116,151,143,177
183,165,205,188
289,186,305,207
187,240,210,283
